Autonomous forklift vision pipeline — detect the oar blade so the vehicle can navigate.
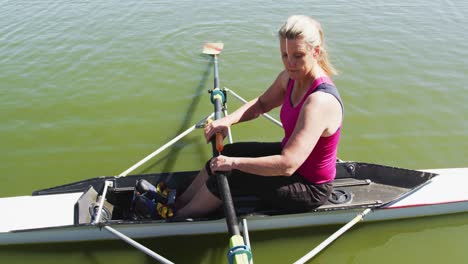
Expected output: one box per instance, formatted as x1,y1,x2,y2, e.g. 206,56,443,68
203,42,224,55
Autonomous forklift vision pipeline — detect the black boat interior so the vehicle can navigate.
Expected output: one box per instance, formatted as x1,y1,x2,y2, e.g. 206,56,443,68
33,161,437,224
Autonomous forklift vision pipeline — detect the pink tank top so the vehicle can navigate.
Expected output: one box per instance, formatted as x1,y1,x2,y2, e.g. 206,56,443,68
280,77,342,184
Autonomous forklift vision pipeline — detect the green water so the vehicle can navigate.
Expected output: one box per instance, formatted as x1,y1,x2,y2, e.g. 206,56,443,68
1,1,467,263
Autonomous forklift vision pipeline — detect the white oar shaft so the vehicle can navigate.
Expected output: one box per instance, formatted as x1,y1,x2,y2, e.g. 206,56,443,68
118,113,214,177
241,218,253,264
225,88,283,128
294,209,371,264
103,226,174,264
223,108,234,144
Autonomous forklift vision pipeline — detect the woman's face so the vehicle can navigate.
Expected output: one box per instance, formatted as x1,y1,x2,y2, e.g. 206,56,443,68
280,37,318,80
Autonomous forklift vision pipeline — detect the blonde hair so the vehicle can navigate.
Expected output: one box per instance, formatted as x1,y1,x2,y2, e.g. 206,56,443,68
278,15,337,76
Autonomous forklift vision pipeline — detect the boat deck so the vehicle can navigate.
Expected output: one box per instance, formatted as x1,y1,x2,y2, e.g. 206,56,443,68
0,192,82,233
388,167,468,208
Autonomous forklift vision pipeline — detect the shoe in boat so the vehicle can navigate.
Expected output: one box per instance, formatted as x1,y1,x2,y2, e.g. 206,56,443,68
131,195,157,220
135,179,176,205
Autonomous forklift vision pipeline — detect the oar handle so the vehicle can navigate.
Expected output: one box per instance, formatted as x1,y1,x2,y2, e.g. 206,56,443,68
216,133,224,152
210,89,226,153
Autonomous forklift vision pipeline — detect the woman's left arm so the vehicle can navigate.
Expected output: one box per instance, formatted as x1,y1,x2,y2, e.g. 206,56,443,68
211,92,342,176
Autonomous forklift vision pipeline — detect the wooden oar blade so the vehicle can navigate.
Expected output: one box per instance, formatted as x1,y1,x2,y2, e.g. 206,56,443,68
203,42,224,55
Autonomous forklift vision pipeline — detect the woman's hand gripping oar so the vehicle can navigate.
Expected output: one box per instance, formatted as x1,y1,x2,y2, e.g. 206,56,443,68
205,118,226,153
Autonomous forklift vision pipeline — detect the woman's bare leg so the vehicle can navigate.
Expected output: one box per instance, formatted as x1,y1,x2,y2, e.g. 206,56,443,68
175,166,210,209
176,183,222,218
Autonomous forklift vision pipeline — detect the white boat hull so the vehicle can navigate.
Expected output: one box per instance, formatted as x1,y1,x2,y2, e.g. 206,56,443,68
1,167,468,245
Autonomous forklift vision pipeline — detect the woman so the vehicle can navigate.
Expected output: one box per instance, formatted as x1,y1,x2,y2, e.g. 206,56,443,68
171,15,343,219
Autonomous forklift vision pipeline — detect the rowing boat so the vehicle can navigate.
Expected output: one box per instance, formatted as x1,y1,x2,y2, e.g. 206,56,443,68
1,160,467,246
2,43,467,263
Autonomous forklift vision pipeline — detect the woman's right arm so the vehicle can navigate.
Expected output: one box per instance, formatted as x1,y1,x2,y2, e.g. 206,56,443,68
205,70,289,141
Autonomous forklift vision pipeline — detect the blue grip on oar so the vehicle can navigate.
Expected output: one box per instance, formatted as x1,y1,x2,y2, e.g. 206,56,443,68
210,89,225,105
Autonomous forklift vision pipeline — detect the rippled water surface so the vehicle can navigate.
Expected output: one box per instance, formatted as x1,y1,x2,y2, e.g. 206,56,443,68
1,1,467,263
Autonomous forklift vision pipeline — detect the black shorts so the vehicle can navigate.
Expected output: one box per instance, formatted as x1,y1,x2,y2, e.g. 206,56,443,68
205,142,333,212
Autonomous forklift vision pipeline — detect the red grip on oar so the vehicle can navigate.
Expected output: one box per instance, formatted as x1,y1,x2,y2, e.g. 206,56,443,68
216,133,224,152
